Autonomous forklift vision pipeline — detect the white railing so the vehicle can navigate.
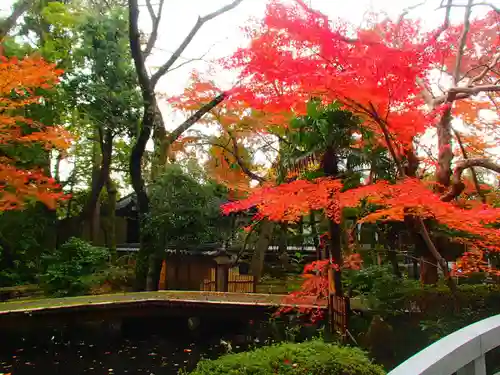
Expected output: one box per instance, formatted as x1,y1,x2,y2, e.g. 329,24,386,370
388,314,500,375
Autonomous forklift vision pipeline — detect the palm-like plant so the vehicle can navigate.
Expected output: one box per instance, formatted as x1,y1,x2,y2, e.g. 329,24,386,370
272,100,396,185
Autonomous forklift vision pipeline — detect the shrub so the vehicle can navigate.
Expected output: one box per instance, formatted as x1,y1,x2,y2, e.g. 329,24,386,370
343,265,419,310
40,238,110,296
189,340,385,375
89,263,136,294
351,277,500,368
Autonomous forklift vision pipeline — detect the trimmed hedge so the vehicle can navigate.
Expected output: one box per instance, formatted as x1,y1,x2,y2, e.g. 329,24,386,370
189,340,385,375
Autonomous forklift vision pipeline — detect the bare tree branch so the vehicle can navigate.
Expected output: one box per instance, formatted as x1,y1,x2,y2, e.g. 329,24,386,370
150,0,244,88
432,0,453,40
453,0,473,85
167,92,227,145
432,85,500,107
441,158,500,201
152,41,217,73
0,0,35,39
470,53,500,85
144,0,165,57
452,128,486,203
437,1,500,13
416,216,456,292
213,131,266,183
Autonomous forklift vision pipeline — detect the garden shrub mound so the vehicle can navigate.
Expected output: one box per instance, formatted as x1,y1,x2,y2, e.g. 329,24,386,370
189,340,385,375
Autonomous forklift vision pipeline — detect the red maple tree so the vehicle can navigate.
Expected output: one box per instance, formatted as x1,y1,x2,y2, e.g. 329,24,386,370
220,0,499,291
0,55,69,210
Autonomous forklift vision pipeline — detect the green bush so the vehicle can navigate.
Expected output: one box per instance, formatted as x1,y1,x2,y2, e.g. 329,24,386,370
343,265,419,310
343,265,500,368
40,238,110,296
89,263,136,294
189,340,385,375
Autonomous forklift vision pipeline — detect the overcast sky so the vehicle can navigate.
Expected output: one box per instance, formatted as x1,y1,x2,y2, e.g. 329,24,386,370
2,0,482,125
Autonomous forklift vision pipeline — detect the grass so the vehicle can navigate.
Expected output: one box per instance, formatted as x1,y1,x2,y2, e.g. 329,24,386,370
256,275,303,294
0,290,329,315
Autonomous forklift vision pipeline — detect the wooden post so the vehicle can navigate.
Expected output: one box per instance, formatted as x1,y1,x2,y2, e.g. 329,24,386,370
328,264,349,342
214,254,231,292
158,259,167,290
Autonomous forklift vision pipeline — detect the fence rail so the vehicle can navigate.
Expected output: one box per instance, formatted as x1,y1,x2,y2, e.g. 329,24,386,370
388,314,500,375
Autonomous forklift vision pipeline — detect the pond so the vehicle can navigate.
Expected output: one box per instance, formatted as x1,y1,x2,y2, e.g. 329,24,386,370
0,316,265,375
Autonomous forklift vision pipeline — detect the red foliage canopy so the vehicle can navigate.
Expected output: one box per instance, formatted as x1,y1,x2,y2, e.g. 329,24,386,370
0,56,69,210
225,1,498,150
220,1,499,261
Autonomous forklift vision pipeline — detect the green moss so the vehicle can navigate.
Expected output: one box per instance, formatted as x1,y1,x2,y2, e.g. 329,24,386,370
189,340,385,375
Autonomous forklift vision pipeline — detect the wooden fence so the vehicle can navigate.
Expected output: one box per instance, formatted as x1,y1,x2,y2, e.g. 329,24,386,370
202,267,256,293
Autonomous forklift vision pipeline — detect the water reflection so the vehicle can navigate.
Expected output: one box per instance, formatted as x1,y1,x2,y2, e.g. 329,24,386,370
0,316,256,375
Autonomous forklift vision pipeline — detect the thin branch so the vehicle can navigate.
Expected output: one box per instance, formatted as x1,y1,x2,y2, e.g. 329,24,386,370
453,0,473,85
153,42,216,73
368,102,405,177
432,0,453,40
144,0,166,57
417,216,457,293
437,1,500,13
150,0,244,88
226,130,266,183
452,128,486,203
469,53,500,85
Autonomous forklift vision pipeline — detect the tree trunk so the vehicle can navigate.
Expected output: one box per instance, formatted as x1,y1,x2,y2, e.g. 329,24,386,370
404,216,438,284
310,211,321,260
146,110,171,290
322,145,343,295
386,225,401,278
436,106,454,189
251,219,274,283
130,105,155,290
277,222,291,271
87,129,113,244
402,145,441,285
328,219,343,296
90,132,102,243
105,178,117,260
146,251,163,291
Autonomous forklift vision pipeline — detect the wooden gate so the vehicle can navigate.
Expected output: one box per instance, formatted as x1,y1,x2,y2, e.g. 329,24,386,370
202,267,256,293
228,268,256,293
202,268,216,291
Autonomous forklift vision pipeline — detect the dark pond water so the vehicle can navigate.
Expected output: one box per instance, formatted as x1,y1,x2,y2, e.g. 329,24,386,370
0,316,273,375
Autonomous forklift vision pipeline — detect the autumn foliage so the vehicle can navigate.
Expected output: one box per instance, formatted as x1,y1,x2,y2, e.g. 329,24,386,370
0,55,69,210
217,0,500,281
